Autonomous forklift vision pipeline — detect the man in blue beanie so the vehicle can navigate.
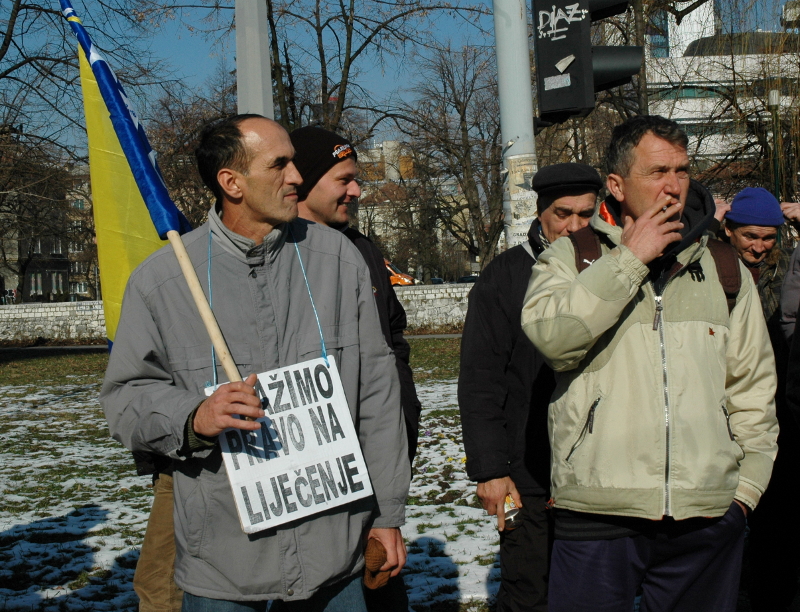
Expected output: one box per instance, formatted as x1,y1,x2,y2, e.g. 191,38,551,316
723,186,799,612
724,187,786,271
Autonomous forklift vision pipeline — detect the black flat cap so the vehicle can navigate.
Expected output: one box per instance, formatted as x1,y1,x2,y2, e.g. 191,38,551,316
531,163,603,196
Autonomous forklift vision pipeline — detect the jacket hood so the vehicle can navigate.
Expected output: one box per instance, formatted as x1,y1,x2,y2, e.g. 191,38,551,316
595,178,715,263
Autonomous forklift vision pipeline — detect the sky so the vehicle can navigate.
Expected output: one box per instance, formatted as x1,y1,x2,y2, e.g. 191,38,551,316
149,17,233,92
145,4,493,122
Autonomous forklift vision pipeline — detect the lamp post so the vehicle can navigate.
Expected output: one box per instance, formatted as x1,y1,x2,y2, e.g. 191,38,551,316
769,88,782,201
235,0,275,118
493,0,538,250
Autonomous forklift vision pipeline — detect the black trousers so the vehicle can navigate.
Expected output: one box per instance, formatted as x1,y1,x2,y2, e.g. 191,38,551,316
746,443,800,612
548,502,746,612
496,493,553,612
363,574,408,612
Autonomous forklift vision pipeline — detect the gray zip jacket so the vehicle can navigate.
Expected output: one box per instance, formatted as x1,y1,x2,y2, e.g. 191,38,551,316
101,209,409,601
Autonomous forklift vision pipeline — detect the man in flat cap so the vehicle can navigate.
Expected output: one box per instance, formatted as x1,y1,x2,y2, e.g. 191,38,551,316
458,162,602,612
290,125,421,611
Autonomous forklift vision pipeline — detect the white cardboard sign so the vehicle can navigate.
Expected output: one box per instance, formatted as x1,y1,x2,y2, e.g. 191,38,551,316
206,357,373,534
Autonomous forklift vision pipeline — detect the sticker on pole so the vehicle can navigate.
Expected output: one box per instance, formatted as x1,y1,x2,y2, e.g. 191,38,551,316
205,357,373,534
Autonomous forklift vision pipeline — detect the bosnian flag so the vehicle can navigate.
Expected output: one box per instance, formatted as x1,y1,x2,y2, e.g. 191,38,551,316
60,1,192,344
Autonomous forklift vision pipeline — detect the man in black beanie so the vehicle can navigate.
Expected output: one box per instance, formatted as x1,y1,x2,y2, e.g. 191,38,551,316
290,125,421,612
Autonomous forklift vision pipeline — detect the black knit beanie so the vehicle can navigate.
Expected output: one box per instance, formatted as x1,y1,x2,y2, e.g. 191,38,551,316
290,126,357,200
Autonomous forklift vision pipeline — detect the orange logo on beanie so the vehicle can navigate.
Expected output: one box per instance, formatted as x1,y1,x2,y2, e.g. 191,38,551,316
332,143,353,159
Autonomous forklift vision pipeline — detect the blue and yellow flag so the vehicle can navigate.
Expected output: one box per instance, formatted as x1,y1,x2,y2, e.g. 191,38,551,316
61,1,192,344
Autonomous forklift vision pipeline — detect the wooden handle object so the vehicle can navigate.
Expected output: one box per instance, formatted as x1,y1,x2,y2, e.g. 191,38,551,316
167,230,242,384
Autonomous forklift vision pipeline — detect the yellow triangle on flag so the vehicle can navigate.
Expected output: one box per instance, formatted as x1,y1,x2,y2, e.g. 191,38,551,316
78,48,167,342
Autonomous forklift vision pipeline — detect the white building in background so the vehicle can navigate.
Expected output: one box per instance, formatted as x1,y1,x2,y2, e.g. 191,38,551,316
646,0,800,168
649,0,717,59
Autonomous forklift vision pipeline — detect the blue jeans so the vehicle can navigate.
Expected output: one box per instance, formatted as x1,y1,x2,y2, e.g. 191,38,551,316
182,574,366,612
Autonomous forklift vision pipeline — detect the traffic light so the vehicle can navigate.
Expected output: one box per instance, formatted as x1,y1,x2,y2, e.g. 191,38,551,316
532,0,643,126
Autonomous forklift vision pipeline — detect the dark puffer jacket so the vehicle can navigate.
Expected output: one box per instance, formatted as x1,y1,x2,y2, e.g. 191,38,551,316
343,226,421,462
458,219,555,496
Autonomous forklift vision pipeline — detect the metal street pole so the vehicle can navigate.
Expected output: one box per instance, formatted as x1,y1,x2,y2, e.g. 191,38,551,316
769,89,782,201
493,0,538,250
235,0,275,118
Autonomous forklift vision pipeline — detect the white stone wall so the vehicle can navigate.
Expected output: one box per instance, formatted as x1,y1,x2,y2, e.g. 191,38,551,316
0,301,106,344
394,285,470,330
0,287,470,344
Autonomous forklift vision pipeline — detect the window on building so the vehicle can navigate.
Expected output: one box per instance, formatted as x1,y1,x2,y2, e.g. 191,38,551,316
71,199,85,210
53,239,62,254
32,273,43,296
648,10,670,58
33,239,41,254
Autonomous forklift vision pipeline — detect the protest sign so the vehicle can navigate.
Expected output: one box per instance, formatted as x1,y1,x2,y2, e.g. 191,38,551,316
206,357,373,534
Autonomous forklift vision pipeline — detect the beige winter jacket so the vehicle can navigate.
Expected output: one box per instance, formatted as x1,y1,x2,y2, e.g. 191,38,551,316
521,210,778,520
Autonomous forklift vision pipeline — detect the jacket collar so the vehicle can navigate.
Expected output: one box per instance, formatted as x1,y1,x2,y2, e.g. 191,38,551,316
526,218,547,256
208,205,288,266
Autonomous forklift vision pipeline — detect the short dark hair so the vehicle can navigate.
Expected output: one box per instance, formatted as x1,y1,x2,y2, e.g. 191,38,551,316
195,114,264,202
605,115,688,177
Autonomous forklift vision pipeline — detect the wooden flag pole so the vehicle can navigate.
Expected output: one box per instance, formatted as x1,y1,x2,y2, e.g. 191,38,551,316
167,230,242,384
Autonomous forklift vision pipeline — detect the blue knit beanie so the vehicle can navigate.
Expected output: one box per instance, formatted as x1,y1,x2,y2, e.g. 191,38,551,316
727,187,784,226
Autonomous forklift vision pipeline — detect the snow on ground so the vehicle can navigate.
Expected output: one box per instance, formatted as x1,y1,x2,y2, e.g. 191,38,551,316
0,376,500,611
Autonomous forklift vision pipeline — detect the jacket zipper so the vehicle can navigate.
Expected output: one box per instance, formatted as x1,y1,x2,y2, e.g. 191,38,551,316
653,292,671,516
566,397,601,462
721,405,735,440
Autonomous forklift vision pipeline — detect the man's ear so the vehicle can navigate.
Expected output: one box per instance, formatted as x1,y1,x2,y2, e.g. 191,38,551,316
606,173,625,203
724,225,733,239
217,168,241,200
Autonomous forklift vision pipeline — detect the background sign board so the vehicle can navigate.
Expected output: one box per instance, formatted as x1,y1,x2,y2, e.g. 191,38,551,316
207,357,373,534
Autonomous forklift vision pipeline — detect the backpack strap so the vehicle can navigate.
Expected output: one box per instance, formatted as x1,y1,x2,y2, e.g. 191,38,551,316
705,238,742,314
568,226,603,272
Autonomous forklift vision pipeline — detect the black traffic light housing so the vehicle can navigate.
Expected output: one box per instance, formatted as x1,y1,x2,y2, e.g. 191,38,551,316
532,0,643,126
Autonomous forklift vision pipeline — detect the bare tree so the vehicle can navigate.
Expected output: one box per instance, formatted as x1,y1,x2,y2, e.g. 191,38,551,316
393,45,504,270
147,67,237,227
0,128,69,299
0,1,171,157
138,0,486,139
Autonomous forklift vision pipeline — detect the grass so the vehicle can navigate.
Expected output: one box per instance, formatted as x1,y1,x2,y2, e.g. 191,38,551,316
408,338,461,383
0,337,455,387
0,338,452,387
0,349,108,386
0,339,497,611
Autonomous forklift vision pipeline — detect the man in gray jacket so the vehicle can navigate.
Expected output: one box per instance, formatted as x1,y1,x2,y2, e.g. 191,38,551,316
101,114,410,611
